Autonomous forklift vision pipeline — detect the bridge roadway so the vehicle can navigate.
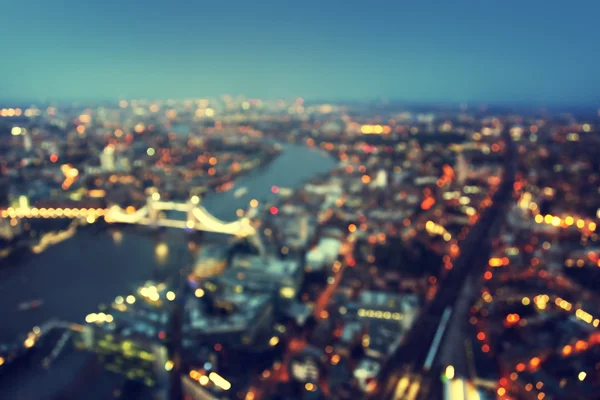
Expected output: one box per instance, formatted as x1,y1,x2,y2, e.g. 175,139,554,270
376,130,517,400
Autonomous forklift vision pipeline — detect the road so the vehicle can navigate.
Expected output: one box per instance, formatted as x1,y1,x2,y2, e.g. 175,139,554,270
375,130,517,400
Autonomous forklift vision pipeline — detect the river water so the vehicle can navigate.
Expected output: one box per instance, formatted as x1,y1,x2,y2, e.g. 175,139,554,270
0,143,336,343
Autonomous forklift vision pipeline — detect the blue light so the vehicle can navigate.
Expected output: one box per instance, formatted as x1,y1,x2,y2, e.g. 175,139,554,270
204,362,212,370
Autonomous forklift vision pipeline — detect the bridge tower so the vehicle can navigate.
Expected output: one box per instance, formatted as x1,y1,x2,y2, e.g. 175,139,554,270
186,195,201,230
147,193,160,228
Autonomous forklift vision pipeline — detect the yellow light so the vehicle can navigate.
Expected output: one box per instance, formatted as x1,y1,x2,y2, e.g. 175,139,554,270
305,382,315,391
589,222,597,231
147,147,155,156
164,360,174,371
195,288,205,298
373,125,383,134
0,356,4,366
24,337,35,348
280,287,295,298
11,126,22,136
577,219,585,229
249,199,258,208
445,365,455,380
126,295,136,304
152,192,161,201
578,371,586,381
190,195,200,204
199,375,209,385
186,220,195,229
86,215,96,224
269,336,280,346
551,216,561,227
205,108,215,117
544,215,553,224
166,291,176,301
85,313,97,323
522,297,530,306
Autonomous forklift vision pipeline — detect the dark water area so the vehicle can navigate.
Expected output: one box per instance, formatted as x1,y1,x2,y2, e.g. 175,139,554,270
0,143,337,343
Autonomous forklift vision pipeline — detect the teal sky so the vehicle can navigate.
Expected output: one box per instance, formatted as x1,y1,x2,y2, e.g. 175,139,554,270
1,0,599,105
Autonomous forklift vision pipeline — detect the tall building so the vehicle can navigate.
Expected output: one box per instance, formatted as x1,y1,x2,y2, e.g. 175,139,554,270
373,169,388,188
455,152,468,186
100,145,116,172
23,131,32,152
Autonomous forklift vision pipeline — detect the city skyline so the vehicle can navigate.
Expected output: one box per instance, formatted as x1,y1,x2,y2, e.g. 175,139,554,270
1,0,600,104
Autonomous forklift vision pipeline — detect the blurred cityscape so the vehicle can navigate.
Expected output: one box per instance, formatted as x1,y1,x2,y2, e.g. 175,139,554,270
0,98,599,400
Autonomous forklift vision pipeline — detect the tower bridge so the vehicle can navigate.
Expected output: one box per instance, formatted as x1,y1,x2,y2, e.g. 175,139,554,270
1,194,264,253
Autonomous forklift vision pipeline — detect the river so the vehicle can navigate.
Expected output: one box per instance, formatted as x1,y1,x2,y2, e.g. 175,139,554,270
0,143,337,343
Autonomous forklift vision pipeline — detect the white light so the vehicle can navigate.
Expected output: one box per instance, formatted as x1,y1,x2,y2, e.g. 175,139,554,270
126,295,136,304
195,288,205,298
115,296,124,305
445,365,455,380
166,291,176,301
190,195,200,205
11,127,22,136
579,371,586,381
209,372,231,390
152,192,161,201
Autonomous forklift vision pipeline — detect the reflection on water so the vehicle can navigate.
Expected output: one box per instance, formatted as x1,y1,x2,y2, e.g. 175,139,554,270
154,242,169,264
112,231,123,245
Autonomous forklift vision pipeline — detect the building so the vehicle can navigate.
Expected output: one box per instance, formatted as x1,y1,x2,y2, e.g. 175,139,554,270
305,237,342,272
100,145,116,172
76,324,168,389
184,293,274,349
219,255,304,301
355,291,419,332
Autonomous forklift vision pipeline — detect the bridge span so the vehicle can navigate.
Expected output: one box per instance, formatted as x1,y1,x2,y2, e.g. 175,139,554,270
1,194,264,252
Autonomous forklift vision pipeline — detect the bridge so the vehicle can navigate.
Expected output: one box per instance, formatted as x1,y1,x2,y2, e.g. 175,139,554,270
1,194,263,252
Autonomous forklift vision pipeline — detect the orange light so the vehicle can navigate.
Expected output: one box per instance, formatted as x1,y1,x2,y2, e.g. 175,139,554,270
348,224,357,233
126,206,136,214
50,154,58,163
76,125,85,134
575,340,588,351
562,345,572,356
516,363,526,372
484,271,493,280
421,196,436,211
361,175,371,184
529,357,541,369
497,387,506,396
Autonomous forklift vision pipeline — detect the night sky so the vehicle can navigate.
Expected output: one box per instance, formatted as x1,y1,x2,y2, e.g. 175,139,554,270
1,0,599,104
